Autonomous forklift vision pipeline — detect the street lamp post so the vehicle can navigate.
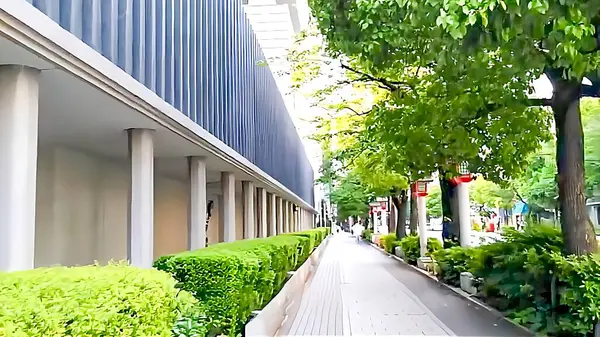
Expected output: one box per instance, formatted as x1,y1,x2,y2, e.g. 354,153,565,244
452,162,474,247
413,180,431,258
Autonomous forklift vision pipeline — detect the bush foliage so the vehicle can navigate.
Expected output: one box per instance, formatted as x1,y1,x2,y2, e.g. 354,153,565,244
381,233,397,253
155,228,329,336
398,235,442,264
0,263,197,337
362,229,373,242
432,224,600,336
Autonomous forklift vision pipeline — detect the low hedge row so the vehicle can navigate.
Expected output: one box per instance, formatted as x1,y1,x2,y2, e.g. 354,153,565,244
433,225,600,336
0,263,201,337
282,227,329,267
378,233,442,264
0,227,330,337
155,227,330,336
362,229,373,241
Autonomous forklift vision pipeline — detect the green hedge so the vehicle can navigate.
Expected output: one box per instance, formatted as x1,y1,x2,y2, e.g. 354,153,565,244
432,246,476,287
381,233,397,253
398,235,442,264
362,229,373,242
155,228,329,336
0,263,199,337
432,225,600,336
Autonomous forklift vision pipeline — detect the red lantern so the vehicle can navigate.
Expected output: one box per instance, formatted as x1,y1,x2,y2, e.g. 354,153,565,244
411,181,429,197
449,162,474,185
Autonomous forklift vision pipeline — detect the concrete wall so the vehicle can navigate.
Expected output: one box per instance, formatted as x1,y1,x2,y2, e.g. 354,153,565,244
34,146,191,267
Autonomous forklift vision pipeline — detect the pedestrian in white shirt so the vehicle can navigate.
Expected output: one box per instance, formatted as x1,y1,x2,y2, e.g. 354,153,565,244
352,223,364,243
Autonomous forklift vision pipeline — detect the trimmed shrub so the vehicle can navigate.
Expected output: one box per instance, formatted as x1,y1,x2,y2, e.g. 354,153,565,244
427,237,443,254
399,235,420,264
432,246,476,287
391,240,403,254
155,248,259,335
0,263,198,337
381,233,398,253
281,233,312,268
399,236,443,264
155,230,329,336
552,253,600,336
362,229,373,242
314,227,330,241
284,228,330,267
433,225,568,335
155,236,304,335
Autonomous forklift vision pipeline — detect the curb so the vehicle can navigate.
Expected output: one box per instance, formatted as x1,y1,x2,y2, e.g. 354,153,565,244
366,241,534,336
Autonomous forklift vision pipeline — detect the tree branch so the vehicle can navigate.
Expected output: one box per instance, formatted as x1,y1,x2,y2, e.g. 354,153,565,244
527,98,553,107
338,106,372,116
340,63,400,91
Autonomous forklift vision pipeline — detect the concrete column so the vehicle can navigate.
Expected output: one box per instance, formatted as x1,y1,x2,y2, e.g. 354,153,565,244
128,128,154,268
0,65,40,271
457,182,471,247
242,181,255,239
188,157,207,250
258,188,268,237
289,203,294,232
277,197,284,234
390,199,397,234
285,201,291,233
418,196,428,257
220,172,236,242
372,211,377,233
382,204,388,234
282,201,287,233
268,193,277,236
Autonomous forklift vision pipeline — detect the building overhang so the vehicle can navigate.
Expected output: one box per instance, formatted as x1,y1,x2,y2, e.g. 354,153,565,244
0,1,316,213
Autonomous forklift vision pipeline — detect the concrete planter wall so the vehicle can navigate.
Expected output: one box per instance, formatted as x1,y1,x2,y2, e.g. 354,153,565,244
460,272,478,295
245,236,331,337
417,256,434,271
394,246,404,259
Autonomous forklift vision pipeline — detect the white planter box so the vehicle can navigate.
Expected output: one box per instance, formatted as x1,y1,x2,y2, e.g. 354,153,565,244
394,246,404,258
417,256,433,271
460,272,477,295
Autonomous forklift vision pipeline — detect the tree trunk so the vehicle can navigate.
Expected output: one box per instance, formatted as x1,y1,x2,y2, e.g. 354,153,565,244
440,175,459,243
392,190,408,239
552,80,597,254
409,190,418,235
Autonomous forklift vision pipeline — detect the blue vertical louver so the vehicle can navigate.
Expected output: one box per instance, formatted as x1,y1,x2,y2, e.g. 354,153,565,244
26,0,314,206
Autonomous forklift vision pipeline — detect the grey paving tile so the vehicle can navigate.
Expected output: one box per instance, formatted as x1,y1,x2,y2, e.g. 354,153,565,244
281,234,522,336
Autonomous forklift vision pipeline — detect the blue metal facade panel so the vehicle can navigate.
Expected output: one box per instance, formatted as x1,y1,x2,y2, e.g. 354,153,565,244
27,0,314,205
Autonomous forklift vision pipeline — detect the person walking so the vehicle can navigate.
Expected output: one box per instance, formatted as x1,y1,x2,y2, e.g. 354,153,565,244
352,222,364,243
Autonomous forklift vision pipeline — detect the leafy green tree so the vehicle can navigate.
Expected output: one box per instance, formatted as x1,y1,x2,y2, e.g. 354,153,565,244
288,26,418,238
516,98,600,211
308,0,600,254
470,177,515,215
427,185,443,218
329,173,372,220
515,144,559,211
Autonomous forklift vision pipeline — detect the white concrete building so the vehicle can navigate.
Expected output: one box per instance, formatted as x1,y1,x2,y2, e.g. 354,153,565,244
0,0,315,271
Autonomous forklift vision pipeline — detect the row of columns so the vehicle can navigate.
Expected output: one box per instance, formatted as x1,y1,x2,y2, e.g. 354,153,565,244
0,65,314,272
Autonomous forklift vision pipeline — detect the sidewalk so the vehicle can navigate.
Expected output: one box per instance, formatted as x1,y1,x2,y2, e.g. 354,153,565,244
280,234,531,336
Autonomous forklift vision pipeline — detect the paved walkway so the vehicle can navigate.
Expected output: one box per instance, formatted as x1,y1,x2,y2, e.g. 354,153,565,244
281,234,531,336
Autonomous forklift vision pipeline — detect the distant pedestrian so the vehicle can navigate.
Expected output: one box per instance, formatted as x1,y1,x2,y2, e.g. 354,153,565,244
352,223,364,243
